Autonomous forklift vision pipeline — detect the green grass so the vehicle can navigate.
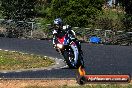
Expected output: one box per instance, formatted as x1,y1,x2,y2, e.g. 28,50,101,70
24,84,132,88
0,50,55,70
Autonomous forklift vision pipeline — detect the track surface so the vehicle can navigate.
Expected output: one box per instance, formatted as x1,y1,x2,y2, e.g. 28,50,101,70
0,38,132,78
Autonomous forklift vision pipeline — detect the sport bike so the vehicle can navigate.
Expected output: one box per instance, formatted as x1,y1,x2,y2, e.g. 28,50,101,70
54,29,84,68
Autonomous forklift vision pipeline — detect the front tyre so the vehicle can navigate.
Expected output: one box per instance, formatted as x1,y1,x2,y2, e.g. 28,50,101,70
63,50,84,69
63,50,76,68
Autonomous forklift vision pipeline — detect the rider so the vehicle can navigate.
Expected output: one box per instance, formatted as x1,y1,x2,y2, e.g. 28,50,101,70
52,18,83,66
52,18,75,45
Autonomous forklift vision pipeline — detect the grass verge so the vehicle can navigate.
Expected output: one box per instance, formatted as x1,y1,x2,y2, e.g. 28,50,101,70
0,50,55,70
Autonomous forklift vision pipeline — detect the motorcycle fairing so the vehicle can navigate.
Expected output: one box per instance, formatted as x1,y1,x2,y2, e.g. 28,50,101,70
57,35,69,45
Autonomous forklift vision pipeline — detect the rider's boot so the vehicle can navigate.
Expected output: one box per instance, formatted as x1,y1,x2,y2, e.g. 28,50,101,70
76,41,83,55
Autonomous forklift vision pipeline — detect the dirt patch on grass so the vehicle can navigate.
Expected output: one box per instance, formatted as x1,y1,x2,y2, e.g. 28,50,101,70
0,79,78,88
0,79,132,88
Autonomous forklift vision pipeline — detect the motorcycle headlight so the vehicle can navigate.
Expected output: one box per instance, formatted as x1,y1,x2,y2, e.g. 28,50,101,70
57,44,63,49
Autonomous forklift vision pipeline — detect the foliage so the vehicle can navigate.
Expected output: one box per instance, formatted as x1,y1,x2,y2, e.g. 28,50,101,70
123,15,132,32
121,0,132,15
49,0,104,27
117,0,132,32
35,0,49,18
95,9,125,31
0,0,132,39
0,0,37,21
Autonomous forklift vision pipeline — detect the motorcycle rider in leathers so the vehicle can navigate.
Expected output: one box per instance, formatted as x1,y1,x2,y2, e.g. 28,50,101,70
52,18,83,67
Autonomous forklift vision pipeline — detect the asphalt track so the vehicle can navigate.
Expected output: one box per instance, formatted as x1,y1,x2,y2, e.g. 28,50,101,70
0,38,132,79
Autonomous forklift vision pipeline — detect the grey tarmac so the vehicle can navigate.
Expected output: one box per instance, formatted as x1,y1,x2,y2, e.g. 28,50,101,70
0,38,132,79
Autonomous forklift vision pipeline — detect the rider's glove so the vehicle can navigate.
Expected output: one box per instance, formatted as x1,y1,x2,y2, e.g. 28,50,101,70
53,44,59,52
53,44,56,48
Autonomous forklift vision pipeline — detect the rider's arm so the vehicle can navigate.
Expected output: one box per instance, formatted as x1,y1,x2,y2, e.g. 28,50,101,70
52,30,57,45
71,30,76,38
69,29,77,40
63,25,76,39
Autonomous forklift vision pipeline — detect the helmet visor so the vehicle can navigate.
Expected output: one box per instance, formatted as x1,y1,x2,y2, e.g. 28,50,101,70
54,24,60,29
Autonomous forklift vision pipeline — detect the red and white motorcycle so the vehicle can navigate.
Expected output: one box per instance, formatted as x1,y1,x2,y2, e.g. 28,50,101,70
54,29,84,68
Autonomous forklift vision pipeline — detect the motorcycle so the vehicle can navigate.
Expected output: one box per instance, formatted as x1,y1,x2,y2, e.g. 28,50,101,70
54,29,84,68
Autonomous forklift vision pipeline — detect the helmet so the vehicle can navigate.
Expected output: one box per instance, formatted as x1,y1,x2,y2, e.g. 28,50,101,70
53,18,63,29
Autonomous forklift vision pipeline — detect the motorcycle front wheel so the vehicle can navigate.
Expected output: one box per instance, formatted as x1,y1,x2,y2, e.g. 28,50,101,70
63,50,84,69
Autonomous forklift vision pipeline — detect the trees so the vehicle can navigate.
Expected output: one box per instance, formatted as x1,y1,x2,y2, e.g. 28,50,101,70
0,0,106,28
49,0,104,27
121,0,132,15
1,0,37,21
119,0,132,31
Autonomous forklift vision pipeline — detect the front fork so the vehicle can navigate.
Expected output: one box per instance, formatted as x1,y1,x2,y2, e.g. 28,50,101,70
56,48,62,55
71,41,84,67
70,41,79,65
